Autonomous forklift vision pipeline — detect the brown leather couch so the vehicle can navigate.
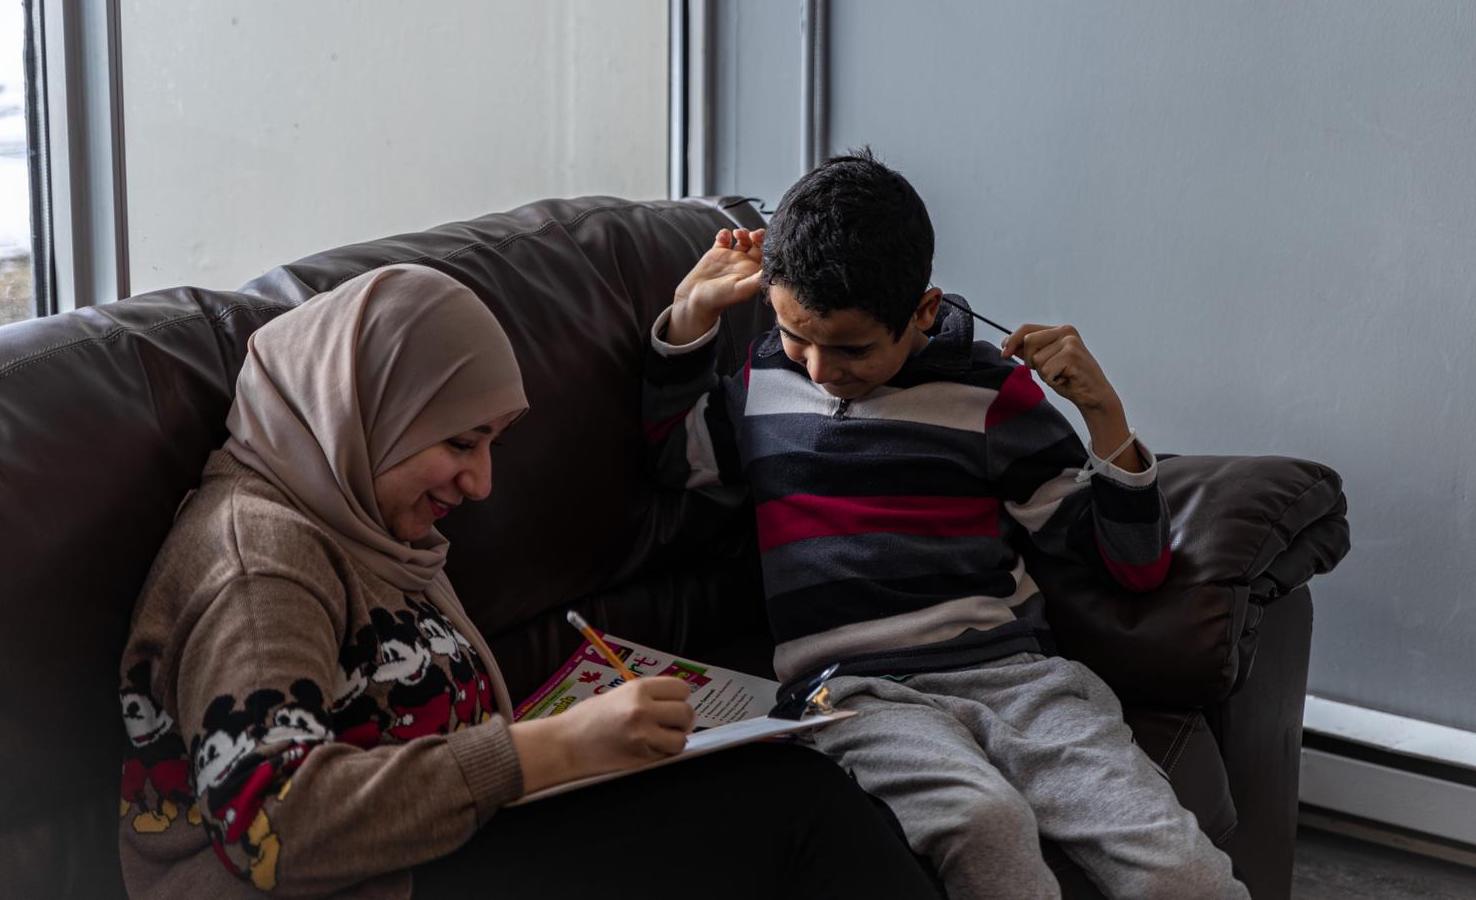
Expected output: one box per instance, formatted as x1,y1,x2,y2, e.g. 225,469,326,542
0,196,1349,898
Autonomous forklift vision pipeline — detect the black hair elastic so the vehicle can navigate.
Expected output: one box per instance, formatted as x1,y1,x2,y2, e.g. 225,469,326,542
939,294,1013,338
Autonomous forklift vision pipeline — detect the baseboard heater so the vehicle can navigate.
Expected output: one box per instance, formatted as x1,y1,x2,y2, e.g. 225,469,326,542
1300,696,1476,861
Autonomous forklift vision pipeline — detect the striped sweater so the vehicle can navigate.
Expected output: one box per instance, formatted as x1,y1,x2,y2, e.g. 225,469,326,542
643,296,1171,686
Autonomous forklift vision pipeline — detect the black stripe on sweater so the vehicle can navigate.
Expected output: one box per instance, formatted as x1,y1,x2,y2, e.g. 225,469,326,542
993,433,1089,504
746,452,995,504
744,411,986,468
643,340,720,389
707,379,744,485
761,530,1018,600
1089,477,1168,525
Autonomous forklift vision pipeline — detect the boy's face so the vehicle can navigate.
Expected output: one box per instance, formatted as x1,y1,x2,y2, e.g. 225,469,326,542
770,284,941,400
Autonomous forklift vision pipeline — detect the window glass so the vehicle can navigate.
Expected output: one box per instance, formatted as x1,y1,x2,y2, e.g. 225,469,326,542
0,0,35,324
120,1,668,293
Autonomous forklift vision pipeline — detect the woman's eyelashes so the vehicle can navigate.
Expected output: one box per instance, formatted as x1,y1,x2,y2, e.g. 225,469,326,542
446,436,505,452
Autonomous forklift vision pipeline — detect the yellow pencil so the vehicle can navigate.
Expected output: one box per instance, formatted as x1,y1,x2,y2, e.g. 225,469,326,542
566,611,640,683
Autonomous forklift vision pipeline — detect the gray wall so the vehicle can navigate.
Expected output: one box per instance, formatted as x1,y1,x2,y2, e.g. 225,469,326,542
710,3,803,207
714,1,1476,732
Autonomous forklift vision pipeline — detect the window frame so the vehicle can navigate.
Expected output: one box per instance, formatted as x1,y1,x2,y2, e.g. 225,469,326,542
28,0,128,316
20,0,48,317
670,0,713,199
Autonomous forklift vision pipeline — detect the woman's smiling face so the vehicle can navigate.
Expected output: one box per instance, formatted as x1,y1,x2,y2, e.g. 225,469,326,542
372,410,520,542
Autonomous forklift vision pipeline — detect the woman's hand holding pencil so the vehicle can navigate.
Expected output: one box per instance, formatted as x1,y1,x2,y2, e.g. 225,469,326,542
557,676,697,764
508,614,697,796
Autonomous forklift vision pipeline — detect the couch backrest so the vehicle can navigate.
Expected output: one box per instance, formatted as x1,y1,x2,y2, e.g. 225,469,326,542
0,196,766,895
0,289,290,815
240,196,769,632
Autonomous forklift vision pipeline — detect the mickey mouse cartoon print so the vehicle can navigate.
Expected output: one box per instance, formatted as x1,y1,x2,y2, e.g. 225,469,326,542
118,661,198,832
262,680,334,746
332,624,392,749
192,690,279,796
441,610,499,724
406,597,482,728
191,688,307,892
370,607,455,740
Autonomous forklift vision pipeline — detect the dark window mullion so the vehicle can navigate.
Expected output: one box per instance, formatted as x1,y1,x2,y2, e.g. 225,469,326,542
23,0,53,317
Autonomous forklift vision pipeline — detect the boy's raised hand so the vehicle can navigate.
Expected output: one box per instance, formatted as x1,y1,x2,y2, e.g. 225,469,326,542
668,228,765,345
1001,324,1146,473
1001,323,1121,414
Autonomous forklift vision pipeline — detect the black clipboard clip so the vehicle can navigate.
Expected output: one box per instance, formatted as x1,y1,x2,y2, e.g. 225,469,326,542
768,662,840,721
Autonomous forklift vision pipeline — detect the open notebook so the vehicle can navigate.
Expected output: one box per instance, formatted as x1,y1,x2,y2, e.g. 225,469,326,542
510,632,850,805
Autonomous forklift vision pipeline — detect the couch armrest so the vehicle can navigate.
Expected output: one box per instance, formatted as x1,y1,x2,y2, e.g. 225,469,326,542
1032,455,1349,707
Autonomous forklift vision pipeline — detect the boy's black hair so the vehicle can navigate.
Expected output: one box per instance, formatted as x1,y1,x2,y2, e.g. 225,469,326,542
761,147,934,340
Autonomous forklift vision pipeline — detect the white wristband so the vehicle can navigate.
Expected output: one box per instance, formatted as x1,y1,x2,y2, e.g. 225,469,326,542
1075,428,1138,484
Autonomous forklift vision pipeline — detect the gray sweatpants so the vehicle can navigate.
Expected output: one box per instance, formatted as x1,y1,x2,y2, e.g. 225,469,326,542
810,654,1248,900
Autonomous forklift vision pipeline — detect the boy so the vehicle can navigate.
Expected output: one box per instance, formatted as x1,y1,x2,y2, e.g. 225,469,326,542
642,150,1246,899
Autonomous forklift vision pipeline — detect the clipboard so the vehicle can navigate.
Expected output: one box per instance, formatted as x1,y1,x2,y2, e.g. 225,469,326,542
510,709,855,805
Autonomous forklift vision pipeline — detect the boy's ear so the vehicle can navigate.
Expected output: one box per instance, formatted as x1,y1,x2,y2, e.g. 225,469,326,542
912,288,944,333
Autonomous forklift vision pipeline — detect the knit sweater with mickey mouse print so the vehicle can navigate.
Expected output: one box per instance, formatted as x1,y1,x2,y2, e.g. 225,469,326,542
117,450,523,898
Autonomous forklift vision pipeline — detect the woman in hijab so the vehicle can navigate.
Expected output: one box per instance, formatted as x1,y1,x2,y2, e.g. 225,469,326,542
117,264,940,898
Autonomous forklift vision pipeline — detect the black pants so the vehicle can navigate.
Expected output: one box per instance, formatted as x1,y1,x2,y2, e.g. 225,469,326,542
414,742,942,899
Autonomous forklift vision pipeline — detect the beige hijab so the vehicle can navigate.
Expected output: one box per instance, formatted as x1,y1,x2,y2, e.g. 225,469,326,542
225,263,527,594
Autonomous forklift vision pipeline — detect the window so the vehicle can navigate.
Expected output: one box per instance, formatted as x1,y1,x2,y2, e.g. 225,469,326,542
0,0,35,324
3,1,675,313
120,2,669,294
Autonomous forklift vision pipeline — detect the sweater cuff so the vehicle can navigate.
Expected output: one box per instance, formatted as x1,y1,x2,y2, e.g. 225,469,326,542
650,305,721,357
446,719,524,825
1088,436,1158,489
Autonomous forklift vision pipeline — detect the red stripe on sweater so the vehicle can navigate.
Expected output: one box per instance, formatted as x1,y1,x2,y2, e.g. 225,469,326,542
1098,541,1172,592
756,494,1000,552
984,365,1045,429
642,410,688,445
